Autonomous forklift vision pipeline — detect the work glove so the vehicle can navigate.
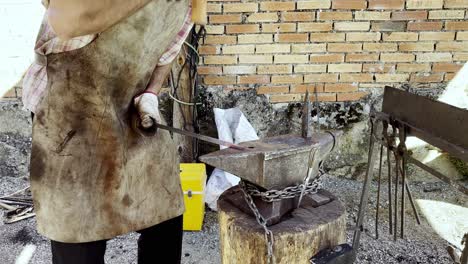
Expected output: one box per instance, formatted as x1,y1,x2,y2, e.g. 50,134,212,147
133,92,161,129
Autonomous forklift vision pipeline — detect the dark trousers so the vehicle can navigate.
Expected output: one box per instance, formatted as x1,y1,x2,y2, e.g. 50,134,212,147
51,215,183,264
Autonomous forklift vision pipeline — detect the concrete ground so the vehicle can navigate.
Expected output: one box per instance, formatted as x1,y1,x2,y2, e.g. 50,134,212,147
1,174,467,264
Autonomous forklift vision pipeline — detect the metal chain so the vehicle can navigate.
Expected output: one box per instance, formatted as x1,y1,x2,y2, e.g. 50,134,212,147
243,169,325,203
239,181,276,264
238,166,325,264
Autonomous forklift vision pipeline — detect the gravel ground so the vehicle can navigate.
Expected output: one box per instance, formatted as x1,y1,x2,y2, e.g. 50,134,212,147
1,174,467,264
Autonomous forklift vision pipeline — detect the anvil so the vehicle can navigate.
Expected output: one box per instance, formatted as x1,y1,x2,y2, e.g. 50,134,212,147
199,131,341,190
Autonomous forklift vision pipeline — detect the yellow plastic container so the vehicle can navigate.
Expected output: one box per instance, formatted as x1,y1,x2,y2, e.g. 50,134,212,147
180,163,207,231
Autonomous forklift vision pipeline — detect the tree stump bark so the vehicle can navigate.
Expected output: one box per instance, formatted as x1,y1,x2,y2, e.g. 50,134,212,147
218,187,346,264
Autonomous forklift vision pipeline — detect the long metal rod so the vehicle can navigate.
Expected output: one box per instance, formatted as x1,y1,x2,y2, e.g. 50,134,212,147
400,153,406,238
402,177,422,225
353,120,378,249
393,151,399,241
400,126,407,239
375,144,384,239
387,147,393,235
155,123,248,150
406,155,468,196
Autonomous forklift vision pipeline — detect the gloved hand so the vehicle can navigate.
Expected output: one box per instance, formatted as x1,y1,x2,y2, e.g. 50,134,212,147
133,92,161,129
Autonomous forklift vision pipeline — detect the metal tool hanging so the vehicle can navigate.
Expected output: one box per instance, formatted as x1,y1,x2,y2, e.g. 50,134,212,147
311,86,468,264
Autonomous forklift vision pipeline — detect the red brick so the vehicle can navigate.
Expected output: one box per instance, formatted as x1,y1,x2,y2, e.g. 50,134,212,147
383,32,418,42
269,94,303,103
282,12,315,22
257,86,290,94
275,33,309,43
446,21,468,30
324,83,359,92
258,65,293,74
204,76,237,85
346,33,381,42
290,84,324,93
310,33,346,42
332,0,367,9
297,0,332,9
209,14,242,24
381,53,415,62
239,55,273,64
204,55,237,65
429,10,465,19
335,22,370,31
205,25,225,35
310,93,338,102
375,74,409,82
294,64,327,73
346,53,380,62
292,44,327,53
256,44,291,53
247,13,279,23
223,66,256,75
207,3,222,13
271,75,304,84
399,42,435,52
304,73,339,83
317,12,353,20
328,43,363,52
410,73,444,83
262,23,296,33
363,43,398,51
275,54,309,64
238,75,271,84
310,54,345,63
199,46,219,55
328,63,362,73
396,63,431,72
407,0,443,9
226,24,259,34
340,73,374,82
371,21,406,32
407,22,443,31
445,73,456,81
260,1,295,11
363,64,396,73
223,45,255,54
223,3,258,13
391,11,428,20
436,42,468,52
432,63,463,72
337,92,368,102
368,0,404,9
298,22,333,32
445,0,468,8
419,32,456,41
198,66,222,75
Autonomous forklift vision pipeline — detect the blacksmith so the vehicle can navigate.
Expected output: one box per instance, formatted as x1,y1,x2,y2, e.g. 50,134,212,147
22,1,193,263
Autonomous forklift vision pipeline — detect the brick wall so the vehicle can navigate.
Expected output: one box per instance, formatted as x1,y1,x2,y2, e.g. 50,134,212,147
199,0,468,103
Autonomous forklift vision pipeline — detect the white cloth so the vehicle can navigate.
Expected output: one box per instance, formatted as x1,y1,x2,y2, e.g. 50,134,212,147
205,108,259,211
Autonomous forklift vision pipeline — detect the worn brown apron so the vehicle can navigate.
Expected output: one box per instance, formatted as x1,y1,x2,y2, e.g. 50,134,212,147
30,0,188,243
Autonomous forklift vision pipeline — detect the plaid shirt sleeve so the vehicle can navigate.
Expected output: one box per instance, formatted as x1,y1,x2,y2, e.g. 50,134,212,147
157,8,193,66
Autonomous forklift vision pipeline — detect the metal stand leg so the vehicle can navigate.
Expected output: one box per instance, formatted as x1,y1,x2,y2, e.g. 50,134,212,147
375,145,384,239
387,147,393,235
352,121,379,250
393,152,399,241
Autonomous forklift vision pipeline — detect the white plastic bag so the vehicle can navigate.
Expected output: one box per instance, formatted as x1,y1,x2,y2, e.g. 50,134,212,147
204,108,259,211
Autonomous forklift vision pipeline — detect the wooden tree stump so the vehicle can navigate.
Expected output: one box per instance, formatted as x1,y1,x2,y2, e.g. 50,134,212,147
218,186,346,264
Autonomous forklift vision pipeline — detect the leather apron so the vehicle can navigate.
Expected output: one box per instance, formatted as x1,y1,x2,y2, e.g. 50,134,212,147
30,0,188,243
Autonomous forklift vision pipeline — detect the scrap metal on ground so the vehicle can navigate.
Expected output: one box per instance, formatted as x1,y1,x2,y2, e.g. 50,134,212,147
0,186,35,224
